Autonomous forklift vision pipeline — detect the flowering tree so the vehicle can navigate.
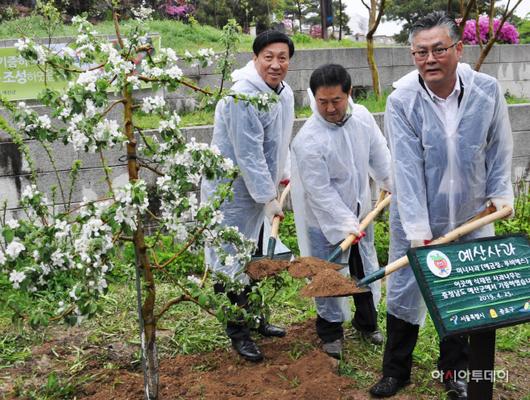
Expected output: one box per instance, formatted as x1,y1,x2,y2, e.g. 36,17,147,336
456,0,523,71
160,0,195,22
0,3,278,399
462,16,520,44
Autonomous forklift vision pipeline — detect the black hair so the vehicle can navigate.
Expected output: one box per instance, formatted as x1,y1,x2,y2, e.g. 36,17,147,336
252,30,295,58
309,64,351,95
409,11,460,43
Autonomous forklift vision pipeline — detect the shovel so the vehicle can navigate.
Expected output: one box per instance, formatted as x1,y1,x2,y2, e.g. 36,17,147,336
355,205,513,288
292,191,391,275
245,183,292,280
295,191,391,296
266,182,292,259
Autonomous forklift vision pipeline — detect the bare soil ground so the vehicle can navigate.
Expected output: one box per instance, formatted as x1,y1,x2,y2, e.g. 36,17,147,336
1,319,528,400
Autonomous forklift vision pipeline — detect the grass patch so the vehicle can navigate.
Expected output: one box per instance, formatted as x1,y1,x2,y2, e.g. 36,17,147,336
505,93,530,104
0,16,367,54
133,91,391,129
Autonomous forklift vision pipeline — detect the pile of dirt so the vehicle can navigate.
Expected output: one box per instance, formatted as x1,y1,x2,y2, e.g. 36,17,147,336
300,269,365,297
246,258,291,280
288,256,343,278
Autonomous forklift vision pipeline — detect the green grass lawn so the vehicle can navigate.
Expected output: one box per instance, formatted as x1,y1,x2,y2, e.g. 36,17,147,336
0,16,366,54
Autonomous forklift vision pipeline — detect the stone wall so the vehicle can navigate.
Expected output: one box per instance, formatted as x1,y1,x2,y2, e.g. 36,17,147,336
167,45,530,110
1,104,528,216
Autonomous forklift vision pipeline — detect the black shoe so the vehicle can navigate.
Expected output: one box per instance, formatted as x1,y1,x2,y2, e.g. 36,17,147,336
256,323,286,337
369,376,410,397
322,339,343,359
444,379,468,400
231,338,263,362
351,320,384,345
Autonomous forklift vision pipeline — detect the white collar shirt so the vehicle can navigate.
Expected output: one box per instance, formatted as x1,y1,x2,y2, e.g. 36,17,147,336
425,76,461,137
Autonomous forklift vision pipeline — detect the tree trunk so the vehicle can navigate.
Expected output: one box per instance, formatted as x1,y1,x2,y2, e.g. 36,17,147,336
339,0,342,40
297,1,303,33
124,83,159,400
366,36,381,98
366,0,382,99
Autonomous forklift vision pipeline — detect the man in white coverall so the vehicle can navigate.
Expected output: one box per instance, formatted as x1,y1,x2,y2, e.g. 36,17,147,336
201,31,295,362
291,64,392,359
369,12,513,399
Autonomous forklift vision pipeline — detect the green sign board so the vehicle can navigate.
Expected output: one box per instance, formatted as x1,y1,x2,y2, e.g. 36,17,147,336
408,234,530,339
0,35,160,101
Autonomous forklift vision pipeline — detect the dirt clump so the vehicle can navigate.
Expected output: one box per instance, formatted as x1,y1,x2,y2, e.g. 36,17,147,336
300,268,366,297
288,256,343,278
246,258,291,280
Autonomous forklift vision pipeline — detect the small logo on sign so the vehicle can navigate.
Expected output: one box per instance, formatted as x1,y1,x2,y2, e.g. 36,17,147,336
427,250,452,278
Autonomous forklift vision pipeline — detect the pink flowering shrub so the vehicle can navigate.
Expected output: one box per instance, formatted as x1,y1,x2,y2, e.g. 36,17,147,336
462,16,519,44
161,0,194,22
310,25,322,38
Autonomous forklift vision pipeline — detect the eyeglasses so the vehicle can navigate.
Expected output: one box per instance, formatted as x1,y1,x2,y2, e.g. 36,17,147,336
411,42,458,60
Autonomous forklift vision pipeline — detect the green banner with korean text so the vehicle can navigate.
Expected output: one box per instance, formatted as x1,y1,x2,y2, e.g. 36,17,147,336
0,35,160,101
407,234,530,339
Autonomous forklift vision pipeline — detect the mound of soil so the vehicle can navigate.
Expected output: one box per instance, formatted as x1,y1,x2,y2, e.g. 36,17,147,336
288,256,343,278
300,269,366,297
246,258,291,280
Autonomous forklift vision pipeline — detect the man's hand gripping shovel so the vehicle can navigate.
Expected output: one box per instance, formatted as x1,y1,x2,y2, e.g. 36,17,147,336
246,183,292,280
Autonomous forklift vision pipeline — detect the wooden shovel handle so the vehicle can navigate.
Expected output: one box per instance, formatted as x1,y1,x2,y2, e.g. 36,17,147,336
270,183,291,240
338,192,392,252
384,205,512,276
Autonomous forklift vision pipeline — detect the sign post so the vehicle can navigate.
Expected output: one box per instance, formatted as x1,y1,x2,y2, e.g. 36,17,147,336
407,234,530,400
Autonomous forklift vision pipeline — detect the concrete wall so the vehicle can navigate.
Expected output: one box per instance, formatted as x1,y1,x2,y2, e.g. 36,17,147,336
168,45,530,110
1,104,528,216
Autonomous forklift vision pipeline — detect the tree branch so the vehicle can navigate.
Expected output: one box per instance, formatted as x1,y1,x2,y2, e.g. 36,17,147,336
360,0,370,11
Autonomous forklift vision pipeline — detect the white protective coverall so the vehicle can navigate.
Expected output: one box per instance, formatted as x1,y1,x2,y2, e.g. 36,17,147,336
201,61,294,283
291,90,392,322
386,63,513,325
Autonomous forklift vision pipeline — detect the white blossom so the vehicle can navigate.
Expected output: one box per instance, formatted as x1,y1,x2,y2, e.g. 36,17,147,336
187,275,201,285
131,1,154,20
77,70,100,92
6,240,25,258
0,251,5,266
34,44,47,64
141,96,166,113
224,255,236,267
14,38,30,52
85,99,97,118
211,210,224,225
166,65,183,80
5,219,20,229
127,75,141,89
9,270,26,289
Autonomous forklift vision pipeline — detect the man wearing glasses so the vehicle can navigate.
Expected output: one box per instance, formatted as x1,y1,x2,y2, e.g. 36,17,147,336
370,11,513,399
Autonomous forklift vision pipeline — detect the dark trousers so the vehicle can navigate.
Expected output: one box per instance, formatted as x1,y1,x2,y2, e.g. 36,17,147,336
214,282,252,341
316,244,378,342
383,313,469,381
214,224,265,341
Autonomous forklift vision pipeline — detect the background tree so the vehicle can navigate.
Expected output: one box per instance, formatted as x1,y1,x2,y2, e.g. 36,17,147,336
471,0,523,70
512,13,530,43
332,0,351,39
385,0,461,43
192,0,232,28
283,0,312,32
362,0,385,99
